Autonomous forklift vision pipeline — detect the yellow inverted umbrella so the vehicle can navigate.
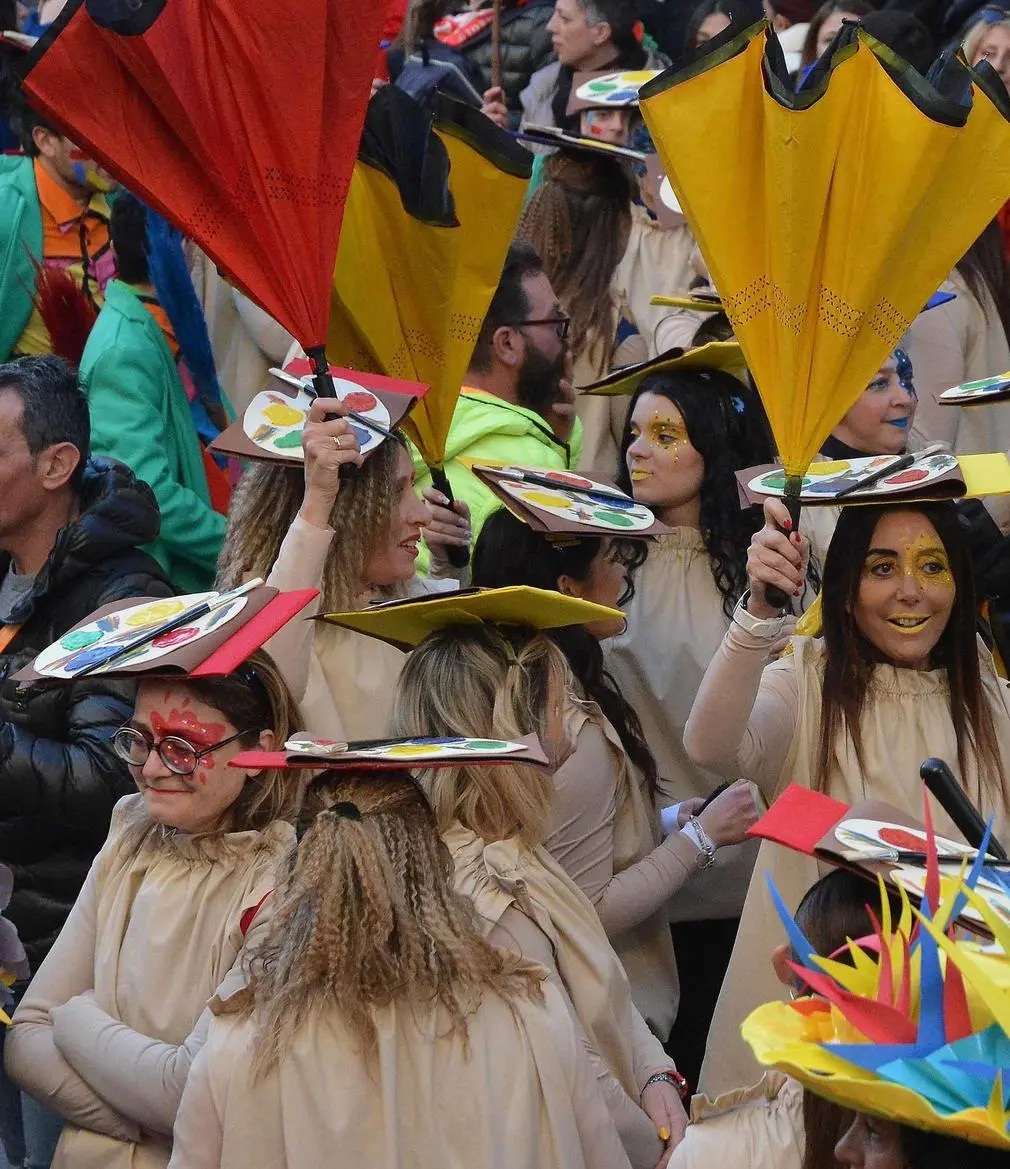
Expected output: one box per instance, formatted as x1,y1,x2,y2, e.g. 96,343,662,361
639,23,1010,544
327,89,531,511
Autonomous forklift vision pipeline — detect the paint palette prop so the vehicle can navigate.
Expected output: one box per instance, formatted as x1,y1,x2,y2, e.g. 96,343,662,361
939,371,1010,408
567,69,660,113
230,734,549,771
517,124,646,163
16,586,318,682
210,358,426,465
468,462,668,537
318,585,625,651
580,341,748,395
737,452,965,507
750,784,1010,937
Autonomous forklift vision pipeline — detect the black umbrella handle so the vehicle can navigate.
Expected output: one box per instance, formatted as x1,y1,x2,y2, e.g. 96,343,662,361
306,345,356,480
763,492,802,611
920,758,1009,859
430,467,470,570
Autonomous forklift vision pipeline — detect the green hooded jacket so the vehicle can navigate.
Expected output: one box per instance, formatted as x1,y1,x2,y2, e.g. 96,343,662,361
0,155,43,361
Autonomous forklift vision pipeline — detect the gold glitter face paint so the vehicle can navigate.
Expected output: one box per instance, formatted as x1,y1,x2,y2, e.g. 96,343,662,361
862,532,955,597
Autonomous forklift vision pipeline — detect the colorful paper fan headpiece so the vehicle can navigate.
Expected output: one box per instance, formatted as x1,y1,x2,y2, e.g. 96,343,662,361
231,733,549,772
744,806,1010,1150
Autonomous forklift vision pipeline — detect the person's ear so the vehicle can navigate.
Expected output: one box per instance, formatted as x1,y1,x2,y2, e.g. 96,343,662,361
589,17,611,46
32,125,55,159
771,942,794,987
37,442,81,493
556,574,584,599
258,728,277,752
491,323,523,370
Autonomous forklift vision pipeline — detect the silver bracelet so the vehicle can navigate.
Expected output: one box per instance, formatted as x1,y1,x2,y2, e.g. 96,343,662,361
686,815,716,870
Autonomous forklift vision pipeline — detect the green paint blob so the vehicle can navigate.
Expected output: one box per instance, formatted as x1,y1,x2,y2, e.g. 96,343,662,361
593,509,636,528
61,629,103,650
464,740,509,751
273,430,304,449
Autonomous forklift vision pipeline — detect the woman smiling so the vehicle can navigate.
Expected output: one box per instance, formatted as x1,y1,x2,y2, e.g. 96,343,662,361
684,497,1010,1096
4,648,301,1169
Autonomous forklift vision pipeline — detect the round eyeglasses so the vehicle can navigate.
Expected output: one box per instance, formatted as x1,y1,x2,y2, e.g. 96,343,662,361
113,725,252,776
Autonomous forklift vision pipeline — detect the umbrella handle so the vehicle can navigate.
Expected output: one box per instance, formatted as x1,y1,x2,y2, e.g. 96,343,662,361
430,466,470,570
306,345,357,480
763,489,802,611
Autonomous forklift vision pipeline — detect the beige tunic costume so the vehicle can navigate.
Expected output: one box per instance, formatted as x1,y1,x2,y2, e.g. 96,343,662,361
576,205,696,475
548,697,689,1037
606,529,759,922
906,272,1010,530
5,795,293,1169
167,979,631,1169
684,627,1010,1097
264,514,454,738
445,822,671,1169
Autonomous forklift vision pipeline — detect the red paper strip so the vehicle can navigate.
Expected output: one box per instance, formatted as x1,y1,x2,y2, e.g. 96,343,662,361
748,783,851,855
192,590,318,676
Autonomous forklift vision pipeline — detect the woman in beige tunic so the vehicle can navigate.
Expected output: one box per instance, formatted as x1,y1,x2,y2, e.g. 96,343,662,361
4,652,301,1169
684,497,1010,1099
603,363,775,1085
216,397,463,738
393,624,690,1168
472,508,758,1043
168,767,628,1169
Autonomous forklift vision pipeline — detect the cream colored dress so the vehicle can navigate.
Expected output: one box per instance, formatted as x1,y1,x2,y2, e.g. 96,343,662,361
669,1073,803,1169
263,514,455,738
548,697,691,1038
167,979,631,1169
445,822,671,1169
906,271,1010,530
5,795,293,1169
606,529,759,922
685,627,1010,1097
575,205,696,475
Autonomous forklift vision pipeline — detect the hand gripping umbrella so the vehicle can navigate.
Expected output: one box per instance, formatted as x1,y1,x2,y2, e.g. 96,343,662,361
639,21,1010,603
19,0,387,401
326,87,532,563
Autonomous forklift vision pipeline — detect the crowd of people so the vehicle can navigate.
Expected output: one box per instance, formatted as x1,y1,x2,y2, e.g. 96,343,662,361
0,0,1008,1166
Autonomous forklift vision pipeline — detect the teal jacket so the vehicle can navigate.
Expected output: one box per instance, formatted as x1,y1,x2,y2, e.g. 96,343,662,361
412,387,583,573
78,281,226,592
0,156,42,361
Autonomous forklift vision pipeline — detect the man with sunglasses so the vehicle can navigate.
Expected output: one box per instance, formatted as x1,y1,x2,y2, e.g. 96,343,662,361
412,241,583,574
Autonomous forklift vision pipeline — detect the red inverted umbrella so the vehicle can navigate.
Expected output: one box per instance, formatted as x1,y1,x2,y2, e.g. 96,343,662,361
20,0,387,397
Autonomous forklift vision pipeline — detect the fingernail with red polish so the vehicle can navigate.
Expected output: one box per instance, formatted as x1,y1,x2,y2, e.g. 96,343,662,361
782,518,793,531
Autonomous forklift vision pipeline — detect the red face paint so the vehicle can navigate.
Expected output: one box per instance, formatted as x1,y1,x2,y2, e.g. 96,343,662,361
150,709,226,747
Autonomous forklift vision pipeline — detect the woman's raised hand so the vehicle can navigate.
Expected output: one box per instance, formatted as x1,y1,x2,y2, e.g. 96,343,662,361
696,780,759,848
298,398,364,529
745,498,809,618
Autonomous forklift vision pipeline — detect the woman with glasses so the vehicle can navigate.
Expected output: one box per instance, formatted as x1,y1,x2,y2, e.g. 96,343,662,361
5,649,301,1169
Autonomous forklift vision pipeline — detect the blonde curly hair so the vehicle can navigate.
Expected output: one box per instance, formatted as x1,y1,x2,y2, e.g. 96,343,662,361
391,624,571,846
246,769,543,1076
216,439,403,611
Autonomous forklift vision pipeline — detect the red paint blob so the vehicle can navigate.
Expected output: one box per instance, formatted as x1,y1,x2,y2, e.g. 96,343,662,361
151,709,226,746
886,468,929,486
878,826,927,852
151,626,200,649
342,390,378,412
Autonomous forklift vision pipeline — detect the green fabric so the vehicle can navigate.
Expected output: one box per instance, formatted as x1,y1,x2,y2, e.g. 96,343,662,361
0,156,42,361
78,281,226,592
412,388,583,573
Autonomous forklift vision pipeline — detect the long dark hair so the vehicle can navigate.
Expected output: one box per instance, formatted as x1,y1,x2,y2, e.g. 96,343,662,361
956,218,1010,344
471,510,658,794
683,0,737,52
800,0,874,68
818,502,1003,796
616,369,774,616
518,154,633,371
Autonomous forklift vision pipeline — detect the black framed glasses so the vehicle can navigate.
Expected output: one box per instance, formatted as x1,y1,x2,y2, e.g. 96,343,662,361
113,725,252,776
517,315,572,341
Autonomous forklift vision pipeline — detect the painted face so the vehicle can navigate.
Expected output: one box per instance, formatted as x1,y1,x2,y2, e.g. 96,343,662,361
696,11,731,44
853,510,956,670
816,11,857,57
547,0,608,68
973,25,1010,92
363,444,431,587
831,356,917,455
128,683,252,834
560,537,629,640
834,1113,905,1169
625,393,705,520
579,107,631,145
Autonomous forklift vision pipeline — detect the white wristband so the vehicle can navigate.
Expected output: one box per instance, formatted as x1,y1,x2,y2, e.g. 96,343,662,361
660,803,683,837
732,591,788,638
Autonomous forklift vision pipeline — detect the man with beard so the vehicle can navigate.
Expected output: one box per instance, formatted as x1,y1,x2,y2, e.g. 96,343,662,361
412,241,582,574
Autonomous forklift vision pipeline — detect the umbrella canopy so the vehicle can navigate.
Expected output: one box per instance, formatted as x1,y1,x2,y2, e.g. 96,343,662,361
20,0,385,384
326,88,532,470
639,22,1010,505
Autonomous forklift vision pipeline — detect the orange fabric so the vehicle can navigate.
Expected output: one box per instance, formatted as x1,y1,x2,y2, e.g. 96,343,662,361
23,0,390,350
138,295,180,357
0,626,22,655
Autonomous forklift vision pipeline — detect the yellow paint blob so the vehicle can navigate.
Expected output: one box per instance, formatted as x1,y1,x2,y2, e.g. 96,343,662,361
125,600,186,628
521,490,573,508
263,403,304,427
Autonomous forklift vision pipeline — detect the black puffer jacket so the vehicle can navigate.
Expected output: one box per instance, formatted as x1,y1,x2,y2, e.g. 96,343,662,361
460,0,556,120
0,458,173,970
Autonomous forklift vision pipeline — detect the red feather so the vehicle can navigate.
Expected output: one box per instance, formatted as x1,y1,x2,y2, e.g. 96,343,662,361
30,258,98,366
